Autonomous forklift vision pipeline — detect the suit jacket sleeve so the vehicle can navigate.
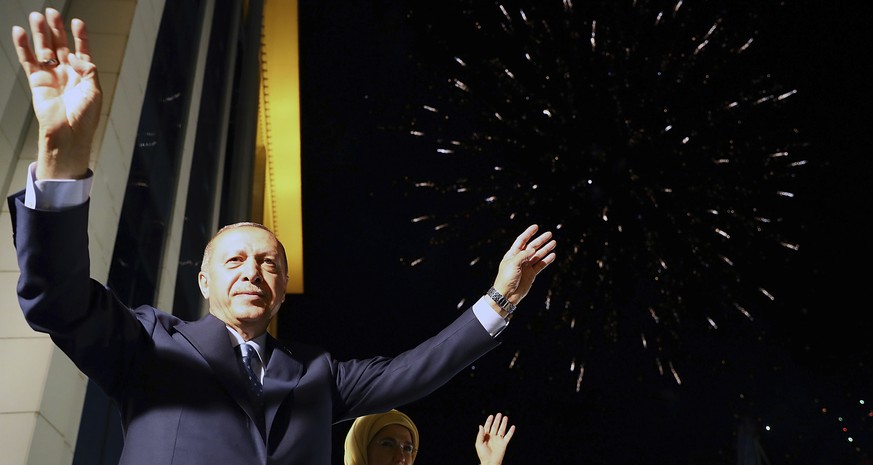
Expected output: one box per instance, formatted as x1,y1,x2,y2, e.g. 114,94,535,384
8,190,149,396
332,306,502,422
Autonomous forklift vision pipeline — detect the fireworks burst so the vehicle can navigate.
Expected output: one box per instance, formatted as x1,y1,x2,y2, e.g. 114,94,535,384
393,0,808,389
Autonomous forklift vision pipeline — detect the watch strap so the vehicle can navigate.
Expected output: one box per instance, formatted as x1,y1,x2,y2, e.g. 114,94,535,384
487,287,517,315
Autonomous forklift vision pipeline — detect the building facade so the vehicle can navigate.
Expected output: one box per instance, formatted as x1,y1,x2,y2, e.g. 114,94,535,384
0,0,282,463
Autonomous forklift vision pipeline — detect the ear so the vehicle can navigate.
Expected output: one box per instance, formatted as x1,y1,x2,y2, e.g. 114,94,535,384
198,271,210,299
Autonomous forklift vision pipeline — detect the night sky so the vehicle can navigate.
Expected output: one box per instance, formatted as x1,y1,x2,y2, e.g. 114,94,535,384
279,1,872,464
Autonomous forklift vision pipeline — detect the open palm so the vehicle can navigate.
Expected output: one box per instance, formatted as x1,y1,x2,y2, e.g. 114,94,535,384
12,9,102,179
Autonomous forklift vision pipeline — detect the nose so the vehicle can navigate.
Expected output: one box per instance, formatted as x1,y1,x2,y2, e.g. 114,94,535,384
240,258,262,283
393,448,407,464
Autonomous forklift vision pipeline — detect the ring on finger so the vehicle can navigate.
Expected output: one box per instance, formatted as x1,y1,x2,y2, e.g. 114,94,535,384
40,58,59,66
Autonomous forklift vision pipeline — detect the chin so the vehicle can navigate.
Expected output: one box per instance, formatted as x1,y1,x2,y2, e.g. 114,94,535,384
232,307,270,321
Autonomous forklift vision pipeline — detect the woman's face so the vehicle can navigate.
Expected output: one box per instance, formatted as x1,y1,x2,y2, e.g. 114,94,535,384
366,424,416,465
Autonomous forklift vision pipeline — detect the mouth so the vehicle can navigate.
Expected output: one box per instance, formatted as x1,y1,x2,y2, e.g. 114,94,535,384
234,289,265,298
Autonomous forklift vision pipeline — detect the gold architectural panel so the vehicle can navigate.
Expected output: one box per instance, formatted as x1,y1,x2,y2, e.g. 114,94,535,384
259,0,304,294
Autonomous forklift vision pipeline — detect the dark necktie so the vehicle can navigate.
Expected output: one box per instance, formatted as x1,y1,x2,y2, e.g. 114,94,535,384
238,342,263,399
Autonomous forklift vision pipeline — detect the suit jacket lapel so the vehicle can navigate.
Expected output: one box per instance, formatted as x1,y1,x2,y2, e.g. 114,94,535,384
264,335,303,438
176,314,263,424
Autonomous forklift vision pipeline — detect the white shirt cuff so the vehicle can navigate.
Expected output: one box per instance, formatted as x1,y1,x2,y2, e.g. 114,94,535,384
473,295,509,337
25,162,93,210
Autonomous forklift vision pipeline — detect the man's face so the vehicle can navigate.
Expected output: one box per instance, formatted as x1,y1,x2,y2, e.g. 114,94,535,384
198,226,288,335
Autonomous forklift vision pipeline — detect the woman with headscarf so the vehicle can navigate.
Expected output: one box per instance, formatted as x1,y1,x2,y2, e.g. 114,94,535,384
343,409,514,465
344,409,420,465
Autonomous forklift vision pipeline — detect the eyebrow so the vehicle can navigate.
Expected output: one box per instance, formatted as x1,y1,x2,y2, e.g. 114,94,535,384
377,436,412,442
221,248,279,258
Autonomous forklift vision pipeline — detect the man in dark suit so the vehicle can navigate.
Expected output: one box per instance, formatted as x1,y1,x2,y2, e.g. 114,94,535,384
8,8,557,465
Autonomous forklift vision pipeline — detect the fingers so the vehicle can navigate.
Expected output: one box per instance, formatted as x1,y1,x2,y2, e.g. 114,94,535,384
532,249,557,273
487,412,515,440
482,414,495,433
28,10,57,64
520,232,554,263
11,25,37,72
508,224,539,255
15,8,83,70
494,413,505,436
70,18,92,62
67,19,98,80
528,230,553,250
509,226,555,256
511,228,556,270
528,237,557,266
45,8,71,64
503,424,516,442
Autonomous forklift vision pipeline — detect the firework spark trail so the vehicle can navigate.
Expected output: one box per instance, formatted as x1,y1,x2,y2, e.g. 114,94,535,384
400,0,807,389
